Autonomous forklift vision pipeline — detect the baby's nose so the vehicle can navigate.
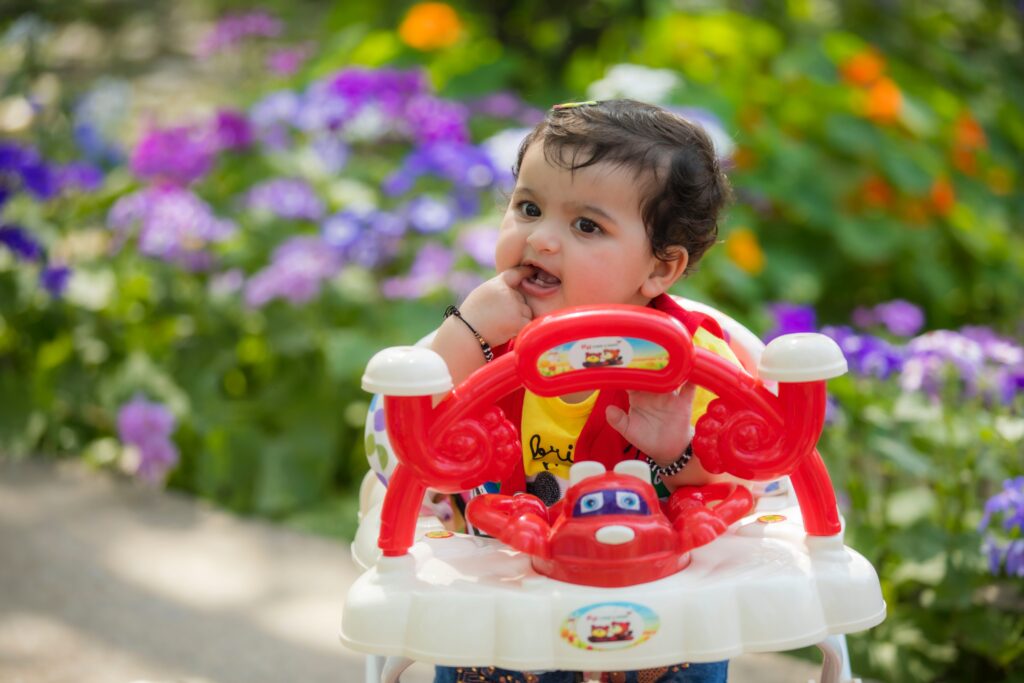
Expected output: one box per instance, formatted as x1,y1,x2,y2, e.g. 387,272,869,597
526,222,559,253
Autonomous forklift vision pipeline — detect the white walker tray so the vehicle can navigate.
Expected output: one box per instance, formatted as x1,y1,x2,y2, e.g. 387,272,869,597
342,499,885,671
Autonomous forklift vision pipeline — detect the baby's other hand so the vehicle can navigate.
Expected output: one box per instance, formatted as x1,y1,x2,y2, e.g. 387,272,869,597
458,266,534,346
605,384,696,464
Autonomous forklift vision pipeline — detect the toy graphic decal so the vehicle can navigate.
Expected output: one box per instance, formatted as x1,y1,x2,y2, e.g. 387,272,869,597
561,602,659,651
538,337,669,377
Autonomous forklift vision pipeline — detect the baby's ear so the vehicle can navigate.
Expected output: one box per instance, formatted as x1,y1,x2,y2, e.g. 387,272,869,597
640,247,688,298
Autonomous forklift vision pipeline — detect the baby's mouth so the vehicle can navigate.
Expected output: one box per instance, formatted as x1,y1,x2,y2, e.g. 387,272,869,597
526,265,561,289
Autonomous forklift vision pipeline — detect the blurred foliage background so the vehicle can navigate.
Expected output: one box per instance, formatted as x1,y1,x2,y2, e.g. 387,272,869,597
1,1,1022,680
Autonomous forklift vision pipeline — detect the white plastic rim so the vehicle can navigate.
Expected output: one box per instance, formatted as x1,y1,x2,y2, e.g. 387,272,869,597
758,333,848,383
361,346,453,396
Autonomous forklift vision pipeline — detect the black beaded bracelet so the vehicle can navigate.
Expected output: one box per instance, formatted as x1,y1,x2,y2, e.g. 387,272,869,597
444,305,494,363
646,444,694,483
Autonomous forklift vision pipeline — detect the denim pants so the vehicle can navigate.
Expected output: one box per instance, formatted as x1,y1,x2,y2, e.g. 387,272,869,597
433,661,728,682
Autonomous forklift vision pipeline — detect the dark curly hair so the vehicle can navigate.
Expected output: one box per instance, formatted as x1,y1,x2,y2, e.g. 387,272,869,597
513,99,731,274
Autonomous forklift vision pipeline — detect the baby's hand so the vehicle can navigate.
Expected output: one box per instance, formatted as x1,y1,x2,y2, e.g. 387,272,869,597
605,384,696,464
458,266,534,346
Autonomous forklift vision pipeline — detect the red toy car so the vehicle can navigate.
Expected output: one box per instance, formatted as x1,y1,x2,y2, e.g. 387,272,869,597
467,460,753,587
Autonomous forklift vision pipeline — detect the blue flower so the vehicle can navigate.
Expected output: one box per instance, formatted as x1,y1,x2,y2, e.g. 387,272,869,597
245,178,325,221
765,303,817,342
406,195,456,234
40,265,71,296
980,477,1024,577
0,224,44,261
117,396,179,484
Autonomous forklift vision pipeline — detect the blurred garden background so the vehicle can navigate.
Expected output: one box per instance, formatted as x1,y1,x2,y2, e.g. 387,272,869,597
0,1,1021,680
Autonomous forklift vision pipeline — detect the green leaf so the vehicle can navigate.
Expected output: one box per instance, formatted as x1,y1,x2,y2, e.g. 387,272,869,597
869,434,931,476
886,487,938,527
323,328,378,381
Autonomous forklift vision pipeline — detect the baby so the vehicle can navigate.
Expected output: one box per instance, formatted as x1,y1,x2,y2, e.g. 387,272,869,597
431,99,737,683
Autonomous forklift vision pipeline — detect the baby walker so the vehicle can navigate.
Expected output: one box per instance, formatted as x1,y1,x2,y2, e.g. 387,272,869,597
342,300,886,683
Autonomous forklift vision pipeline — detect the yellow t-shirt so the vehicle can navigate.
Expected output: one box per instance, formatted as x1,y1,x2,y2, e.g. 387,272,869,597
520,327,741,505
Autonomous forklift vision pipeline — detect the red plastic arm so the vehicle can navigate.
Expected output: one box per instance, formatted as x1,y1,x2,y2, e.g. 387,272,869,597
378,357,525,556
689,349,840,535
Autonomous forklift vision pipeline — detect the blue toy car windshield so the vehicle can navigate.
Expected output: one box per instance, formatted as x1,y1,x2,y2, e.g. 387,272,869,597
572,488,650,517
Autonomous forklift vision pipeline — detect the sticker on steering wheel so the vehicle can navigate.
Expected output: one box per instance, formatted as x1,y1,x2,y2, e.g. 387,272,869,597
561,601,659,651
538,337,669,377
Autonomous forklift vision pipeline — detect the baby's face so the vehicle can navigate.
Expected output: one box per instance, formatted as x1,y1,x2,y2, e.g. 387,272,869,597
495,142,666,318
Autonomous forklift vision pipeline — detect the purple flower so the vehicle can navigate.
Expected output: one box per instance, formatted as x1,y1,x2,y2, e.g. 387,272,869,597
117,396,179,483
0,224,44,261
245,178,324,221
244,236,342,307
321,211,364,252
406,195,456,234
117,397,175,443
402,95,470,145
209,268,245,298
468,92,534,120
198,10,282,58
381,243,454,299
17,154,59,200
764,303,817,342
327,68,428,116
901,331,984,397
40,265,71,296
55,162,104,192
296,79,358,133
384,142,502,196
960,326,1024,366
457,225,498,268
212,109,253,151
249,90,302,148
321,209,407,263
980,477,1024,577
108,186,237,268
309,135,349,174
821,326,904,380
130,125,215,186
134,437,180,484
851,305,877,329
266,44,312,76
875,300,924,337
0,142,58,200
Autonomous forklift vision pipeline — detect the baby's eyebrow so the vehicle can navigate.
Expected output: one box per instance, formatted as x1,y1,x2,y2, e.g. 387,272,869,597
571,202,617,224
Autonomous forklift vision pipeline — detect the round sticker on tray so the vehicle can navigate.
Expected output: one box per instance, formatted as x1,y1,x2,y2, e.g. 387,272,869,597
560,601,659,651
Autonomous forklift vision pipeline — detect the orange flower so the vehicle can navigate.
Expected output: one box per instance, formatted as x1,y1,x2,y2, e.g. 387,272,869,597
952,147,977,176
954,112,986,151
929,178,955,217
840,49,886,87
860,174,894,209
732,146,757,170
398,3,462,51
726,228,765,274
864,77,902,124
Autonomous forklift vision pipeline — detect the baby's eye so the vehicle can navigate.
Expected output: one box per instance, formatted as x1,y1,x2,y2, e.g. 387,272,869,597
517,201,541,218
573,217,602,234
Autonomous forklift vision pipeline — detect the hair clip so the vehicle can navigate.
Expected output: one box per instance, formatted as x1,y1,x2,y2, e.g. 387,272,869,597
551,100,597,111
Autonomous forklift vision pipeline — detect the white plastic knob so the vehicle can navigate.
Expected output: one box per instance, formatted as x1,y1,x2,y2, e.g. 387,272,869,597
361,346,453,396
758,333,848,383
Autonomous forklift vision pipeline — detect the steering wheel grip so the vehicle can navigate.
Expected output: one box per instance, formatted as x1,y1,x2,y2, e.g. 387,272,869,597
467,494,551,558
669,483,754,554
